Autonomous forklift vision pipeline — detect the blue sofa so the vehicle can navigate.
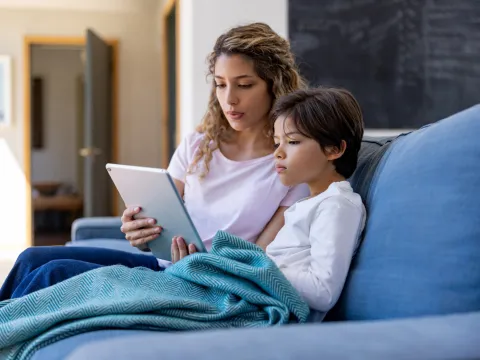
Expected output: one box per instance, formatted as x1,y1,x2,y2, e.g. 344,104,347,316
32,105,480,359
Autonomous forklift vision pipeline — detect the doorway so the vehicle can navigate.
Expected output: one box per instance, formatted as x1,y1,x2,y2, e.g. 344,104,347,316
24,33,119,247
161,0,180,168
30,45,84,246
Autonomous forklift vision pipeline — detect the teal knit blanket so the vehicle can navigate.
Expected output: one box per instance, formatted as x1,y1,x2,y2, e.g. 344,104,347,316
0,231,310,359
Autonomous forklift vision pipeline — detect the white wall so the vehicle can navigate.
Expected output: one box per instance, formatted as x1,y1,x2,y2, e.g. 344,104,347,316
0,1,162,251
31,47,83,190
178,0,288,139
0,0,149,13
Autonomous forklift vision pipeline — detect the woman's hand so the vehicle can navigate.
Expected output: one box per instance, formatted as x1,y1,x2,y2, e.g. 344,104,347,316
120,206,162,247
171,236,197,263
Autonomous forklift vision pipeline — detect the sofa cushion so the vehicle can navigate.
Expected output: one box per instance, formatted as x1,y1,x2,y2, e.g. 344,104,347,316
331,104,480,321
36,312,480,360
348,136,396,203
65,239,155,256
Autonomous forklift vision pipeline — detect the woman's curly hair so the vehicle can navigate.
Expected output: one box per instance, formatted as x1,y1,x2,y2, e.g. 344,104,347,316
188,22,307,178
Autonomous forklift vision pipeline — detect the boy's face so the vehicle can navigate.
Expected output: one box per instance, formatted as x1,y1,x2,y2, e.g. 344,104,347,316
273,115,339,188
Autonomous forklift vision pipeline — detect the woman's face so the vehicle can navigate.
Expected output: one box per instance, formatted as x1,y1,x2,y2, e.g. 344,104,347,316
214,54,272,132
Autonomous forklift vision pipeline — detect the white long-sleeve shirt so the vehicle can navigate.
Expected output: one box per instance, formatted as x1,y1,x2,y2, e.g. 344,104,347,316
266,181,366,316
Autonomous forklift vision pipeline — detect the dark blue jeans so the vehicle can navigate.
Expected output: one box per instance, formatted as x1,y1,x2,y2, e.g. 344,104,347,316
0,246,161,300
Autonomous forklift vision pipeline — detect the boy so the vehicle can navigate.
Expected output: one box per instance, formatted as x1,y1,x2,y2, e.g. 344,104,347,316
264,87,366,320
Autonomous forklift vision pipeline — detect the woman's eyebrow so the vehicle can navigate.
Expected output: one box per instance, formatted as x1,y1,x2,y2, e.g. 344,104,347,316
214,75,254,79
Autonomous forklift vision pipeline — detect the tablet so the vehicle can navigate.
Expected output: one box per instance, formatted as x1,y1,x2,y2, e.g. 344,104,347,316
106,163,206,261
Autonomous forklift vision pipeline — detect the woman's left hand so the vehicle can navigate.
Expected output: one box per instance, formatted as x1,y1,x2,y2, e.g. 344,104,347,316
171,236,197,263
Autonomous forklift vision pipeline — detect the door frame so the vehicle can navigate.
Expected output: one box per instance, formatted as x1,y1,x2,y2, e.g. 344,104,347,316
23,36,119,247
161,0,181,168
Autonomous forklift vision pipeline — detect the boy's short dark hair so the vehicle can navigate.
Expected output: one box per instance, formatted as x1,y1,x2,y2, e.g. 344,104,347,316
271,86,364,179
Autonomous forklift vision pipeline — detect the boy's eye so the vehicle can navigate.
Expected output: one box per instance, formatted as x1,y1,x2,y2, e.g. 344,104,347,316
288,141,300,145
273,143,280,149
215,83,226,88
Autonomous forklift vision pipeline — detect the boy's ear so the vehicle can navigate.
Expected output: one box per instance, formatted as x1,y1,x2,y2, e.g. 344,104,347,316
325,140,347,161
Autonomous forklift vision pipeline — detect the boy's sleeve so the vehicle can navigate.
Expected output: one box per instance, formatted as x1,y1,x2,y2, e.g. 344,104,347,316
281,196,365,312
280,183,310,207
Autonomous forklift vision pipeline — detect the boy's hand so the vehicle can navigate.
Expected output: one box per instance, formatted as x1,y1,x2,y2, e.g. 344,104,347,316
171,236,197,263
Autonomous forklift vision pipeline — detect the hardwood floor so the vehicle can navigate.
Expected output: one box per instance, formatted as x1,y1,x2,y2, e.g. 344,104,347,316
0,232,71,286
0,260,14,285
34,231,71,247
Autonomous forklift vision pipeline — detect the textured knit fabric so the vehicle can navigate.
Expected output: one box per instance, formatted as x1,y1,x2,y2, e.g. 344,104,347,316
0,231,309,360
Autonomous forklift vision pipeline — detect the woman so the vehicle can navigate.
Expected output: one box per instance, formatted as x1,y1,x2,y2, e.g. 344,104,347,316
0,22,309,300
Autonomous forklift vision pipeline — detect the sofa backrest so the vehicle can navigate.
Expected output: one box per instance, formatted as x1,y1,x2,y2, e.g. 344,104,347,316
327,105,480,321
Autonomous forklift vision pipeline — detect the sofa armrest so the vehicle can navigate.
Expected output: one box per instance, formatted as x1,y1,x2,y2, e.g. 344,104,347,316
71,217,124,242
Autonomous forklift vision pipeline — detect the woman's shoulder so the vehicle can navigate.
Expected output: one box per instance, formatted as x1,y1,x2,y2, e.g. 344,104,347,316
181,131,206,147
177,131,207,156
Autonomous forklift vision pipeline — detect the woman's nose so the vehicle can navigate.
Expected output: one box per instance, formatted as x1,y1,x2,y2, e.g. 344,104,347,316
226,88,238,105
